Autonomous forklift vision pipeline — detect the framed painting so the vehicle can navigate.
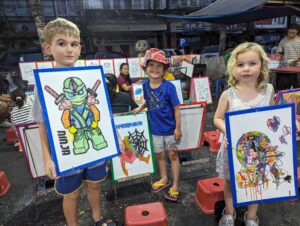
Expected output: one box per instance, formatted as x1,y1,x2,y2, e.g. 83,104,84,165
132,83,144,106
16,122,45,178
100,59,114,74
85,59,100,66
19,62,37,86
170,80,184,104
276,88,300,131
34,66,120,176
176,102,206,151
111,112,156,182
113,58,127,75
225,104,298,206
127,57,142,78
36,61,54,69
189,77,213,104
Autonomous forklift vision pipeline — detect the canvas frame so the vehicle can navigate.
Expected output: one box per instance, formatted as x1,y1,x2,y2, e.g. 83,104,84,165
225,104,298,206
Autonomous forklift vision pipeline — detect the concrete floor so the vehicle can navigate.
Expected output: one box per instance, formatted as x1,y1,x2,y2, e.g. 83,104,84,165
1,106,300,226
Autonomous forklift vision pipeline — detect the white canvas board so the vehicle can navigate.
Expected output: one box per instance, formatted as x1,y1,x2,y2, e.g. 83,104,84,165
190,77,212,104
128,58,142,78
113,58,127,75
74,60,86,67
34,66,120,176
181,61,194,78
37,61,53,69
111,112,155,182
170,80,184,104
85,59,100,66
100,59,114,74
226,104,298,206
19,62,37,86
16,123,45,178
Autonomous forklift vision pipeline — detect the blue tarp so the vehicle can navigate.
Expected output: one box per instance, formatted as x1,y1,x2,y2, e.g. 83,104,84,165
159,0,300,24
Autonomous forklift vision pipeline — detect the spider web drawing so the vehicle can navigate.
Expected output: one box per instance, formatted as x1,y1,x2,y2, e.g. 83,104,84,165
128,129,149,156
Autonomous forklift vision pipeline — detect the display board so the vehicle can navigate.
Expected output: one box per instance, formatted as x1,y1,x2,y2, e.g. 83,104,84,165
189,77,213,104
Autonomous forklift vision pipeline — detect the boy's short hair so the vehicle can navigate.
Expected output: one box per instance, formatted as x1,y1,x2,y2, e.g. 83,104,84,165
227,42,269,91
43,17,80,44
288,24,299,32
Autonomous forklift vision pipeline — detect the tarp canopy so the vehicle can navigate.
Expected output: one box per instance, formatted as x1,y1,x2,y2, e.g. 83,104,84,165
159,0,300,24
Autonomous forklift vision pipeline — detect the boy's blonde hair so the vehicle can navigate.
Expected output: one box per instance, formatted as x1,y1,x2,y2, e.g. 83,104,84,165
43,18,80,44
227,42,269,91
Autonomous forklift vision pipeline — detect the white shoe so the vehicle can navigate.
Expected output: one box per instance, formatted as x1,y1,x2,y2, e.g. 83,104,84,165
244,211,259,226
218,208,236,226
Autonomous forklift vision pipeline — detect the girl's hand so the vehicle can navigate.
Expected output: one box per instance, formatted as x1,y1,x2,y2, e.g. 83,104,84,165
44,159,59,180
174,128,182,141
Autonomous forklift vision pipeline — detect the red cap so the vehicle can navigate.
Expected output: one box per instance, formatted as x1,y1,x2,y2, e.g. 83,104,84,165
140,48,169,68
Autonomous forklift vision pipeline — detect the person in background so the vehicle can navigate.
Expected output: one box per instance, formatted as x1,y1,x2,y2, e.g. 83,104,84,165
163,71,175,80
134,48,182,202
117,63,132,95
277,24,300,67
214,42,274,226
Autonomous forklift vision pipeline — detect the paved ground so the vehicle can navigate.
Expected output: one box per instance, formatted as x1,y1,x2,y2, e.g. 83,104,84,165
1,104,300,226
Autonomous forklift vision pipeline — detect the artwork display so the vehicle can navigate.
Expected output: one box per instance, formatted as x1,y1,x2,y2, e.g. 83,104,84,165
34,66,120,176
170,80,184,104
74,60,86,67
36,61,54,69
100,59,114,74
113,58,127,75
127,58,142,78
132,83,144,106
189,77,213,104
16,122,45,178
85,59,100,66
19,62,37,86
111,112,155,182
225,104,298,206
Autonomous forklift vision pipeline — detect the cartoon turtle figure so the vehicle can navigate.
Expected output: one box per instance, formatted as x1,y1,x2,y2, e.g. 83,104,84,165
60,77,107,155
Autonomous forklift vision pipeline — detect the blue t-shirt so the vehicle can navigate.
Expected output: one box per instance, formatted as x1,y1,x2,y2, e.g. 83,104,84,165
143,79,180,135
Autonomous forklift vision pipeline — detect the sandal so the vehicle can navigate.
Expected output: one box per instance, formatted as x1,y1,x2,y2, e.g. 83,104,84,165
165,187,179,202
151,180,171,193
94,217,116,226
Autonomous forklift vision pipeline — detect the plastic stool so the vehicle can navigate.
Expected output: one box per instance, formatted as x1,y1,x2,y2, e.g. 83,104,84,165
125,202,168,226
194,177,224,214
6,127,18,143
203,130,221,153
0,171,11,197
212,79,226,98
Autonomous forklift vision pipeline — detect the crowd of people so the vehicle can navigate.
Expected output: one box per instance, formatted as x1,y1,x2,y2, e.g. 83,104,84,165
0,17,299,226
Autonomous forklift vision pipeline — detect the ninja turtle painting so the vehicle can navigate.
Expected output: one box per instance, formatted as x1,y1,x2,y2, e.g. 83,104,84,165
45,77,108,155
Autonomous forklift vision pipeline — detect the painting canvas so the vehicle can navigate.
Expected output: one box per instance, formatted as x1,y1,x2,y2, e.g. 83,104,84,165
276,88,300,131
132,83,144,106
16,122,45,178
34,66,120,176
113,58,127,75
170,80,184,104
176,102,206,151
36,61,54,69
189,77,213,104
100,59,114,74
225,104,298,206
19,62,37,86
128,57,142,78
74,60,86,67
111,112,155,182
85,59,100,66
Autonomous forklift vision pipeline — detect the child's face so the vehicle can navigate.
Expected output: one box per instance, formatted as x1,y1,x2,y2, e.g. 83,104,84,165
234,50,261,85
43,33,81,68
121,65,129,76
146,60,164,80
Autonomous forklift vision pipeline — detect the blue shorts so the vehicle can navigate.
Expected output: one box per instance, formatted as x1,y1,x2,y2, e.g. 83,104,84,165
55,161,108,195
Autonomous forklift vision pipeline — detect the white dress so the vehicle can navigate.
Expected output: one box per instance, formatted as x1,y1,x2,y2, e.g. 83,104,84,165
216,83,274,180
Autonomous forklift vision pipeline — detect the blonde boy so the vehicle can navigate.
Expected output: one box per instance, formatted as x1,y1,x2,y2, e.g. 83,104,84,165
31,18,116,226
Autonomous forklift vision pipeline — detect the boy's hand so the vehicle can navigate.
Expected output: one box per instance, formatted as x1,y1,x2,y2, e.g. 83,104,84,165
132,105,142,115
174,128,182,141
44,159,59,179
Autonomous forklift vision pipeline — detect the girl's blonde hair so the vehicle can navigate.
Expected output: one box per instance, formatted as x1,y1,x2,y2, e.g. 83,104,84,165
227,42,269,91
43,18,80,44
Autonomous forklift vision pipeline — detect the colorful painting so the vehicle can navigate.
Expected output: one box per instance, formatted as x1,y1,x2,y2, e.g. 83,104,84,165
34,66,120,176
16,122,45,178
225,104,298,206
19,62,37,86
132,83,144,106
111,112,155,182
276,88,300,131
189,77,213,104
113,58,127,75
100,59,114,74
127,57,142,78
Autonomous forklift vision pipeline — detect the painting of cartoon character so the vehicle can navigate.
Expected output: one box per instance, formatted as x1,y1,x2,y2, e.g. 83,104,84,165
45,77,107,155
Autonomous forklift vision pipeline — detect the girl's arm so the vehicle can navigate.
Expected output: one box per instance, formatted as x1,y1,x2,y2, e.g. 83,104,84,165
121,83,132,92
39,122,59,179
173,105,182,141
213,90,229,135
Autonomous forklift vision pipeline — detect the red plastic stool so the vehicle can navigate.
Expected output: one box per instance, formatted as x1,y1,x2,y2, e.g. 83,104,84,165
125,202,168,226
194,177,224,214
6,127,18,143
204,130,221,153
0,171,11,197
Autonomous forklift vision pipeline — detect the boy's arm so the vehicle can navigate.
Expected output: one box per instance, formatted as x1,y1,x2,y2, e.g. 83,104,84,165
213,90,229,135
132,99,146,114
39,122,58,179
173,105,182,141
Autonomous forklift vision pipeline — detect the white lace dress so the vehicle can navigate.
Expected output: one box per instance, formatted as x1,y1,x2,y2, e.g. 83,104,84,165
216,83,274,180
